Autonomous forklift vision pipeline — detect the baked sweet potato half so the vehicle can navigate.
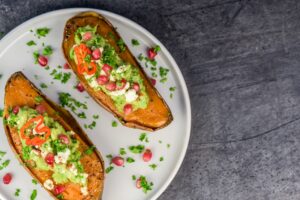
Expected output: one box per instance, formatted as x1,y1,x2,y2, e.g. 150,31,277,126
62,11,173,131
3,72,104,200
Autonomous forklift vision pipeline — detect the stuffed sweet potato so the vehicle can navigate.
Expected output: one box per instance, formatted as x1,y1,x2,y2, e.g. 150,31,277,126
3,72,104,200
62,11,173,131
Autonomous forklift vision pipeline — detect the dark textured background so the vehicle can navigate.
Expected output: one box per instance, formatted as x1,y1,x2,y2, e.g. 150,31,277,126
1,0,300,199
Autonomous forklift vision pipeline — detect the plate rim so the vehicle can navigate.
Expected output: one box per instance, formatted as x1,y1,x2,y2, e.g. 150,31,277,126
0,8,191,200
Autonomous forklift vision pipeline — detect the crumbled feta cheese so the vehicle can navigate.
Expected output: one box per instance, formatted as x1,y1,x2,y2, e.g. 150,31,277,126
89,77,98,88
54,149,71,164
110,82,130,96
116,65,128,73
69,164,78,175
41,150,48,158
44,179,54,190
81,186,88,196
109,74,115,82
125,89,138,102
100,70,106,75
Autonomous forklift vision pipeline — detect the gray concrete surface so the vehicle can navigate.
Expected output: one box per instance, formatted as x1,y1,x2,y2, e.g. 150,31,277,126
1,0,300,199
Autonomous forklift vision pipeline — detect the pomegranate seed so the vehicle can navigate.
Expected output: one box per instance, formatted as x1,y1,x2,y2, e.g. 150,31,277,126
3,173,12,184
148,48,157,60
102,64,113,75
106,82,116,91
83,32,92,41
92,48,101,60
136,178,141,189
54,185,65,195
58,134,69,145
143,149,152,162
76,82,85,92
36,104,46,114
124,104,133,115
63,63,70,69
13,106,20,114
38,55,48,67
132,83,140,92
45,153,54,165
150,78,156,86
97,75,109,85
111,156,124,166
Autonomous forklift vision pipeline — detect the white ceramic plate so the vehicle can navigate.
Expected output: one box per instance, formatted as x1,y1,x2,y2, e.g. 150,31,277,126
0,8,191,200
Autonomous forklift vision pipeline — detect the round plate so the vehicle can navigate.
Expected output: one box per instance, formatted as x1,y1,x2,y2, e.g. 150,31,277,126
0,8,191,200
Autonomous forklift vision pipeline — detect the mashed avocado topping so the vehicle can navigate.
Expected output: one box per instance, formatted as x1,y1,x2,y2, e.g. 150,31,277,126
6,106,89,194
70,25,149,114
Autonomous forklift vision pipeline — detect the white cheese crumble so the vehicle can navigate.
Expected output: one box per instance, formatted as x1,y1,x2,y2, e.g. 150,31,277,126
81,186,88,196
110,82,130,96
54,149,71,164
44,179,54,190
125,89,138,103
69,164,78,175
41,150,49,158
116,65,128,73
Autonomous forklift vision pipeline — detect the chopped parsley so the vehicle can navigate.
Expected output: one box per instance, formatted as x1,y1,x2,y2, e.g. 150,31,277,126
0,108,3,117
139,133,149,143
151,72,158,78
36,27,50,38
14,188,21,197
50,69,71,83
58,92,88,118
159,67,169,83
153,45,161,53
34,96,43,103
93,114,99,119
128,145,145,154
167,144,171,148
105,166,114,174
119,148,126,155
0,151,6,157
61,72,71,83
106,154,113,159
56,194,64,200
85,146,96,155
42,46,53,56
78,112,86,119
132,175,136,180
30,189,37,200
0,159,10,170
149,164,157,170
169,87,176,91
40,83,48,88
0,74,2,79
138,176,153,193
138,53,144,61
117,39,126,52
126,157,135,163
45,66,50,70
27,40,36,46
112,120,118,127
159,157,164,162
33,51,39,64
131,39,140,46
86,121,96,129
32,179,38,185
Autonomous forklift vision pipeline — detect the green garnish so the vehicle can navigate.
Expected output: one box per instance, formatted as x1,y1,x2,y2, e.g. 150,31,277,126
0,160,10,170
126,157,135,163
61,72,71,83
159,140,162,144
159,67,169,83
32,179,38,185
167,144,171,148
0,151,6,157
132,175,136,180
119,148,126,155
42,46,53,56
151,72,158,78
30,189,37,200
27,40,36,46
34,96,43,103
159,157,164,162
128,145,145,154
117,39,126,52
149,164,157,170
36,27,50,37
131,39,140,46
45,66,50,70
87,121,96,129
138,176,153,193
56,194,64,200
78,112,86,119
153,45,161,53
22,146,31,160
138,53,144,61
85,146,96,155
50,69,71,84
0,108,3,117
0,74,2,79
105,166,114,174
139,133,149,143
112,120,118,127
40,83,48,88
106,154,113,159
14,188,21,197
169,87,176,91
93,114,99,119
33,51,39,64
59,92,88,118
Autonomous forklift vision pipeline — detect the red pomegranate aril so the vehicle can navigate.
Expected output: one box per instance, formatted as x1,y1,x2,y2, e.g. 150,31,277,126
58,134,69,145
92,48,101,60
54,185,65,195
13,106,20,114
106,82,116,91
150,78,156,86
132,83,140,92
36,104,46,114
97,75,109,85
3,173,12,184
45,153,55,165
83,32,92,41
124,104,133,115
76,82,85,92
148,48,157,60
38,55,48,67
63,63,70,69
111,156,124,166
143,149,152,162
136,178,141,189
102,64,113,74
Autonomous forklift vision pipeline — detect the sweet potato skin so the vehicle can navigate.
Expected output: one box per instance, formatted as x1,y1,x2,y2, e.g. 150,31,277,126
62,11,173,131
3,72,105,200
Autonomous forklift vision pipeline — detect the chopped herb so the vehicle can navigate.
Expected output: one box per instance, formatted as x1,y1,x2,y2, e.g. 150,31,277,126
106,154,113,159
56,194,64,200
27,40,36,46
128,145,145,154
93,114,99,119
117,39,126,52
167,144,171,148
78,112,86,119
151,72,158,78
160,77,167,83
0,74,2,79
22,146,31,160
159,157,164,162
58,65,62,69
139,133,149,143
40,83,48,88
169,87,176,91
34,74,39,80
32,179,38,185
85,146,96,155
138,54,144,61
0,160,10,170
36,27,50,37
154,45,161,53
84,54,91,63
132,175,137,180
50,69,71,84
159,67,169,78
30,189,37,200
119,148,126,155
131,39,140,46
87,121,96,129
58,92,88,117
33,51,39,64
34,96,43,103
145,58,157,66
42,46,53,56
108,32,115,40
138,176,153,193
0,108,3,117
126,157,135,163
149,164,157,170
112,120,118,127
45,66,50,70
105,166,114,174
0,151,6,157
61,72,71,83
14,188,21,197
170,93,174,99
159,140,162,144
